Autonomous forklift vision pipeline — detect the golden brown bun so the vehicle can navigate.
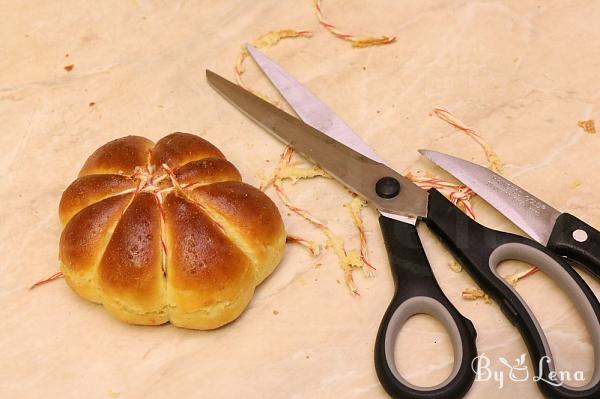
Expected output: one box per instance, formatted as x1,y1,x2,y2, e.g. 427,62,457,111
79,136,154,177
59,133,285,329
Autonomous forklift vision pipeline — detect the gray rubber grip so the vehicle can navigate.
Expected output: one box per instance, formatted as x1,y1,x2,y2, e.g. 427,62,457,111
376,214,477,398
425,188,600,398
490,243,600,390
384,297,464,390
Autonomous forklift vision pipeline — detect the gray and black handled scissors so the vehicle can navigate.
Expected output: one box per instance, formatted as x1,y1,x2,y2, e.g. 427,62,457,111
206,45,600,399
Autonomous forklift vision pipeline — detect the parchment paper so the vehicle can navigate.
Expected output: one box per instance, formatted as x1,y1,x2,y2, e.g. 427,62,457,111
1,1,599,398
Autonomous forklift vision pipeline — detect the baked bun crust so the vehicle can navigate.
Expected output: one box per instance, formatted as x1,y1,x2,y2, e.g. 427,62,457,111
59,133,285,329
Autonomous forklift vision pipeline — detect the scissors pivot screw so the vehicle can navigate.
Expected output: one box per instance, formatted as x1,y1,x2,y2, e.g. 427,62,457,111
375,176,401,199
573,229,589,243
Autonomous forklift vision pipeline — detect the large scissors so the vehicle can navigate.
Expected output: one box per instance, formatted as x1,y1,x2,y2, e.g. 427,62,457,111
206,45,600,399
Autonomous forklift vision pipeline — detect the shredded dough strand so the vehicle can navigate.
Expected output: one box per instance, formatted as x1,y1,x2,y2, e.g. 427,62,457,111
314,0,396,48
29,272,64,289
235,29,312,107
268,145,372,295
433,108,503,173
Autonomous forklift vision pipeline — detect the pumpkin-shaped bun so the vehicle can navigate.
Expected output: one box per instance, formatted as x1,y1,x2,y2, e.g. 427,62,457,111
59,133,285,329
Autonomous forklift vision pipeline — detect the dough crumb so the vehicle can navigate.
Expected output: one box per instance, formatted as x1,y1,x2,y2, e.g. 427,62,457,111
570,179,582,189
578,119,596,134
462,288,492,303
449,260,462,273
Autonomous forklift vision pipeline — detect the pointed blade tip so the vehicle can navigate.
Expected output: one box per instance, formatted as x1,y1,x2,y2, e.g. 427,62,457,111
206,69,231,92
206,69,217,81
419,149,560,245
419,149,447,164
245,44,261,60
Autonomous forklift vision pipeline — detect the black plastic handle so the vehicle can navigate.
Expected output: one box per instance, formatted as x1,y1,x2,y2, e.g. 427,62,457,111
375,215,478,399
425,189,600,398
548,213,600,280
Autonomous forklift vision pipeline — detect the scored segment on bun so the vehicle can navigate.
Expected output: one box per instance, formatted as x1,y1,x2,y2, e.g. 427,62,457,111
59,133,286,329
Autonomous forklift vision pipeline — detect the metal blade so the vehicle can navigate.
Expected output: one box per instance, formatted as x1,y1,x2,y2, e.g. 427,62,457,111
420,149,561,245
245,44,385,164
244,45,416,223
207,69,428,218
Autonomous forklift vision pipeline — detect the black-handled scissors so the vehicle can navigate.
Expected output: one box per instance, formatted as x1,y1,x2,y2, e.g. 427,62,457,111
206,45,600,399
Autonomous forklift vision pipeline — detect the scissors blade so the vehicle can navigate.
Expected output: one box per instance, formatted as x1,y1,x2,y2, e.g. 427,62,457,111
245,44,385,164
420,149,561,245
207,69,428,219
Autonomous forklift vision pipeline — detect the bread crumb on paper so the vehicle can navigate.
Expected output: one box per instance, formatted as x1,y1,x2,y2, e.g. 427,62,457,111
449,260,462,273
578,119,596,134
64,64,74,72
570,179,582,189
462,288,492,303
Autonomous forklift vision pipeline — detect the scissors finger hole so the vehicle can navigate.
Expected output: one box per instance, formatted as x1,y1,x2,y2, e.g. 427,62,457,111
490,243,600,390
384,297,464,391
393,313,454,387
495,259,593,387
